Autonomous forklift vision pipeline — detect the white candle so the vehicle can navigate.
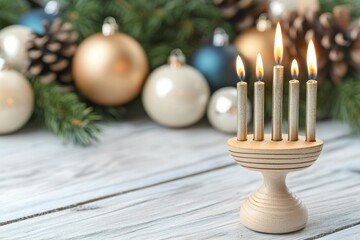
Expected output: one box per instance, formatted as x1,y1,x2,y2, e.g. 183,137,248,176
306,40,317,142
272,22,284,141
288,59,299,141
236,56,247,141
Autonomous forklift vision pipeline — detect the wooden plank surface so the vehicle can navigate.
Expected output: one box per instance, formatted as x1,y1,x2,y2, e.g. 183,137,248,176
0,121,358,239
0,120,348,224
319,225,360,240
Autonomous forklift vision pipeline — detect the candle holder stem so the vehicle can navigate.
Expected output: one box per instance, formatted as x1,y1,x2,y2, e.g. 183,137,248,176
228,134,323,234
240,171,307,233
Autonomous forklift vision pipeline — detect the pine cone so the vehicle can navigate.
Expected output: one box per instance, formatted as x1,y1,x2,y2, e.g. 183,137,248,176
27,18,78,84
318,5,360,84
282,6,360,84
281,9,327,81
213,0,268,33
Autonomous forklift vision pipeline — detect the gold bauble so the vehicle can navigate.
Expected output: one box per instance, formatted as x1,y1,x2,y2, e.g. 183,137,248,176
73,33,148,106
234,27,275,82
234,27,293,81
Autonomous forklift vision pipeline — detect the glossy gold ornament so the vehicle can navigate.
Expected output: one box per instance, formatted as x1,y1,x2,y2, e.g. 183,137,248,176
73,18,148,106
234,27,275,82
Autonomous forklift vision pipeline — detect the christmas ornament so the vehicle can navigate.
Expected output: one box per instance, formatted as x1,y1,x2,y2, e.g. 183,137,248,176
207,87,251,133
73,17,148,106
0,61,34,134
142,49,210,128
234,15,276,81
27,18,78,84
192,28,243,92
268,0,319,18
213,0,268,33
0,25,33,72
17,0,59,34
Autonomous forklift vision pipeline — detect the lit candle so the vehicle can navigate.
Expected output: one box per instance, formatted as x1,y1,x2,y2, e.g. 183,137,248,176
272,22,284,141
254,53,265,141
236,55,247,141
306,40,317,142
288,59,299,141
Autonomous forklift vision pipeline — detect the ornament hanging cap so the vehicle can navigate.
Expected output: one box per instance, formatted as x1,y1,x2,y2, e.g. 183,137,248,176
44,0,60,15
168,49,186,68
102,17,119,36
213,28,229,46
256,14,272,32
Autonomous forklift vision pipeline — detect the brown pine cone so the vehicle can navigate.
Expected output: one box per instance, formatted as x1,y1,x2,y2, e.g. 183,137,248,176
282,6,360,84
27,18,78,84
318,5,360,84
213,0,268,33
281,9,328,81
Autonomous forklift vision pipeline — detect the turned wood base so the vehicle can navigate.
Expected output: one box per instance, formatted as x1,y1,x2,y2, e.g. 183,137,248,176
227,134,323,234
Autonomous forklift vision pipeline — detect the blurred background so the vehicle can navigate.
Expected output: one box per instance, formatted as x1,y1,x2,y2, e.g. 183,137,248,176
0,0,359,145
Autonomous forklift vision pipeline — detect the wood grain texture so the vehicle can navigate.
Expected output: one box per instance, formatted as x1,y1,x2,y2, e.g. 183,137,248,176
0,120,346,225
0,126,358,239
228,134,323,233
319,225,360,240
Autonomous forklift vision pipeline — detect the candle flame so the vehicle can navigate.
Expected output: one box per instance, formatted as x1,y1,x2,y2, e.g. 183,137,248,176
236,55,245,81
307,40,317,79
256,53,264,81
291,59,299,80
274,22,283,64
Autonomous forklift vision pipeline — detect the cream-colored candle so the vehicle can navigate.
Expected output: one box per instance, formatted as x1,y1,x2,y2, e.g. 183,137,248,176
236,56,247,141
272,22,284,141
288,59,299,141
254,53,264,141
306,40,317,142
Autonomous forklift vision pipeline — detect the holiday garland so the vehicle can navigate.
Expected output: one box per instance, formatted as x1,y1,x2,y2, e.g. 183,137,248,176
0,0,358,145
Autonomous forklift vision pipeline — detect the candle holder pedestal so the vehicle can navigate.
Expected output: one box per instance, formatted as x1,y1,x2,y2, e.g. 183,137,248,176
227,134,323,234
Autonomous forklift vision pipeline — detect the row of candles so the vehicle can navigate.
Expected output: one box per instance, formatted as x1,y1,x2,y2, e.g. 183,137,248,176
236,23,317,142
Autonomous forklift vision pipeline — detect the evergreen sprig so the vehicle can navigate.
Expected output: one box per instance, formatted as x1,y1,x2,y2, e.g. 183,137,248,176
331,76,360,132
30,77,101,145
61,0,234,69
0,0,29,29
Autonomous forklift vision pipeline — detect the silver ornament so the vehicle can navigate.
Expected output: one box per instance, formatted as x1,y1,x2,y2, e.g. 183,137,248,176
0,25,32,73
207,87,251,133
0,68,34,134
142,49,210,128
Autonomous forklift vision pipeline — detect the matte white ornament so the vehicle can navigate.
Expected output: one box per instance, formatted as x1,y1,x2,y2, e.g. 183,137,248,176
0,25,32,72
207,87,251,133
142,49,210,128
0,69,34,134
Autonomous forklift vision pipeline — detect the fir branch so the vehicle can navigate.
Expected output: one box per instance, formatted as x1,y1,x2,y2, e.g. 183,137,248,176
90,104,127,121
0,0,29,29
331,77,360,132
61,0,234,69
30,77,102,145
319,0,360,19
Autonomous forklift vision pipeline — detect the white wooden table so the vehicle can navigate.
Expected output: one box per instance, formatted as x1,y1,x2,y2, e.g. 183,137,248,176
0,118,359,239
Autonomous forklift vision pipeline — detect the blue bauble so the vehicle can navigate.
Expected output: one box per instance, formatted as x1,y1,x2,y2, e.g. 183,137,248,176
17,9,58,34
192,44,246,92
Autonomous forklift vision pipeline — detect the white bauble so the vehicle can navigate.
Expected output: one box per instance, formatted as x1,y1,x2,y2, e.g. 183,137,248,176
207,87,251,133
0,25,32,72
0,70,34,134
142,52,210,127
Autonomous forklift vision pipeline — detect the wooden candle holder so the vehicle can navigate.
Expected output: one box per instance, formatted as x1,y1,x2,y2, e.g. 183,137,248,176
227,134,323,234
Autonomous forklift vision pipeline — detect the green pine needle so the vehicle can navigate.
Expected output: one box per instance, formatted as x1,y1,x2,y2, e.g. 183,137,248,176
0,0,29,29
30,77,102,145
331,77,360,132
